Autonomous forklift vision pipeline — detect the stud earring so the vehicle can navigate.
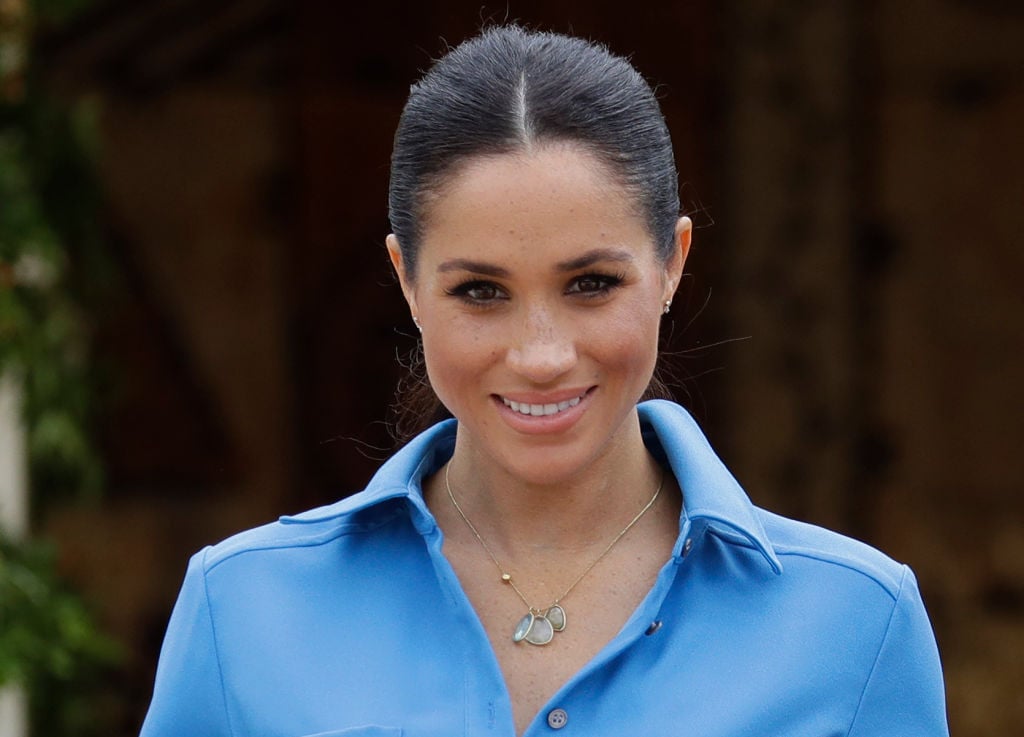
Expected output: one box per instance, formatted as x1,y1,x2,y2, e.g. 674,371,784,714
663,300,672,315
412,315,422,332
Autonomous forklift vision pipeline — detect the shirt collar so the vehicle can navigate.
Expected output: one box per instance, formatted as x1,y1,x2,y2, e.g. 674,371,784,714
639,400,782,574
279,420,455,533
282,400,781,574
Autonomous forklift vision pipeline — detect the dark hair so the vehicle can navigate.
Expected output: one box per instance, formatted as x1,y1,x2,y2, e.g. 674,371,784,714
388,25,680,278
387,25,681,439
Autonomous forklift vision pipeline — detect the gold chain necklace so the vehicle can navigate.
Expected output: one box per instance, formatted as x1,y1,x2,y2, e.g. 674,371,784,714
444,461,664,646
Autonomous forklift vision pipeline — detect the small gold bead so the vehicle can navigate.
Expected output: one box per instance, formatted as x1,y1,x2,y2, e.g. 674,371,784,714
501,573,512,582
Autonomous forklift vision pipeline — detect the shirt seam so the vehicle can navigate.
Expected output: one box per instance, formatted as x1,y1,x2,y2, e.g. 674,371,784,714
200,546,236,737
842,563,908,737
774,547,901,601
205,509,407,574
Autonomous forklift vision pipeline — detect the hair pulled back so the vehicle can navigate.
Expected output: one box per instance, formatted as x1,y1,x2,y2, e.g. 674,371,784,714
387,25,681,440
388,25,680,278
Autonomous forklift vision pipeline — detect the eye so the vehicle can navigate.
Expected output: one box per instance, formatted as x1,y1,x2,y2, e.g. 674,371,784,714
566,273,625,297
445,280,507,304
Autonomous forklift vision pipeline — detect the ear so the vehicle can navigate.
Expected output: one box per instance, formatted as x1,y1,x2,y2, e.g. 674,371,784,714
662,216,692,303
386,234,418,317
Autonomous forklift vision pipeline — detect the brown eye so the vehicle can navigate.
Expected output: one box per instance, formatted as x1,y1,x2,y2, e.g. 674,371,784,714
465,283,500,301
567,273,624,296
576,276,603,292
445,280,508,305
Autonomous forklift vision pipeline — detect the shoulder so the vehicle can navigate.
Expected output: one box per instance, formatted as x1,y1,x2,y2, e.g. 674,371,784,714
755,508,910,601
197,495,405,573
638,399,911,600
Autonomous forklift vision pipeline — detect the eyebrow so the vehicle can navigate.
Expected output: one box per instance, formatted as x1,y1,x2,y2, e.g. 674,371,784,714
555,248,635,272
436,259,511,277
436,248,635,277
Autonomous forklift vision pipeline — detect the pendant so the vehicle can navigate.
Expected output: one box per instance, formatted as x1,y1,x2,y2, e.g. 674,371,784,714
545,604,566,632
511,605,566,646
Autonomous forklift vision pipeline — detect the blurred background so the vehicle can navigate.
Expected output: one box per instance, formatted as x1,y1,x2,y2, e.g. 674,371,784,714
0,0,1021,734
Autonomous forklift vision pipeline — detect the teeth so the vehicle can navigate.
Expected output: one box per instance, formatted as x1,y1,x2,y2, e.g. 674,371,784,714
502,395,583,417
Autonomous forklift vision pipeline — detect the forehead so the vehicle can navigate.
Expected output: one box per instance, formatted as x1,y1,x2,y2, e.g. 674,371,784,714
430,144,626,215
419,145,651,262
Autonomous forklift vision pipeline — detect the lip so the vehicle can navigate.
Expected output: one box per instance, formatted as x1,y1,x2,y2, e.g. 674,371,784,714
492,387,595,435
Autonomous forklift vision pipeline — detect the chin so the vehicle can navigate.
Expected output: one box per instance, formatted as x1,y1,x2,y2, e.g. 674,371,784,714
501,415,639,487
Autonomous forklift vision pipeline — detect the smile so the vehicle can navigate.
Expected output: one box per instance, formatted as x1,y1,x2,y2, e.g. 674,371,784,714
501,394,584,417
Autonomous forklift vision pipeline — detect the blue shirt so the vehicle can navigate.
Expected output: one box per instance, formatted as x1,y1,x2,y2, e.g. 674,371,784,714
140,400,948,736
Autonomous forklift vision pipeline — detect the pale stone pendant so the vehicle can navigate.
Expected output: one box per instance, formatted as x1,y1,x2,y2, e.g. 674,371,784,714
545,604,566,632
513,612,535,643
524,614,554,645
512,610,557,645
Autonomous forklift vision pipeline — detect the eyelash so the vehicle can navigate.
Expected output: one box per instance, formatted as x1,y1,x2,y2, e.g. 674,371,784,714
445,272,626,306
567,272,626,297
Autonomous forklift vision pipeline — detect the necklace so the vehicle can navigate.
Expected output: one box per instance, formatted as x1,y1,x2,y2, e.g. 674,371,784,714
444,461,664,646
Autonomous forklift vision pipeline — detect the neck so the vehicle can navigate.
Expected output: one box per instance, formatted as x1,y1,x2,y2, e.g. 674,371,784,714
430,414,667,557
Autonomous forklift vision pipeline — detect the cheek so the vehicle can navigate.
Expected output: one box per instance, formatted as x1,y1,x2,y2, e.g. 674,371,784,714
421,321,503,401
584,303,662,376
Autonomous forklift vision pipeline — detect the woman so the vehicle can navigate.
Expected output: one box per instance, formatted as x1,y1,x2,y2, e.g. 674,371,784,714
140,26,948,737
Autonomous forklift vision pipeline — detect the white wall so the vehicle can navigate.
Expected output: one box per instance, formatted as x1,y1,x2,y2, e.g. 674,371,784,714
0,373,28,737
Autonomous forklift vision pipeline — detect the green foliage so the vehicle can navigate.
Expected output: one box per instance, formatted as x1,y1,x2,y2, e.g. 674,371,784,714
0,534,123,736
0,535,119,687
1,1,127,734
0,30,105,510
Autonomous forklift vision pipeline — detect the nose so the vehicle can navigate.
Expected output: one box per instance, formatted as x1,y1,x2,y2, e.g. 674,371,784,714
506,305,577,384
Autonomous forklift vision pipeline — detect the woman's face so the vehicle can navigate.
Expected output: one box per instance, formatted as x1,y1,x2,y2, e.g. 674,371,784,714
388,145,690,486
